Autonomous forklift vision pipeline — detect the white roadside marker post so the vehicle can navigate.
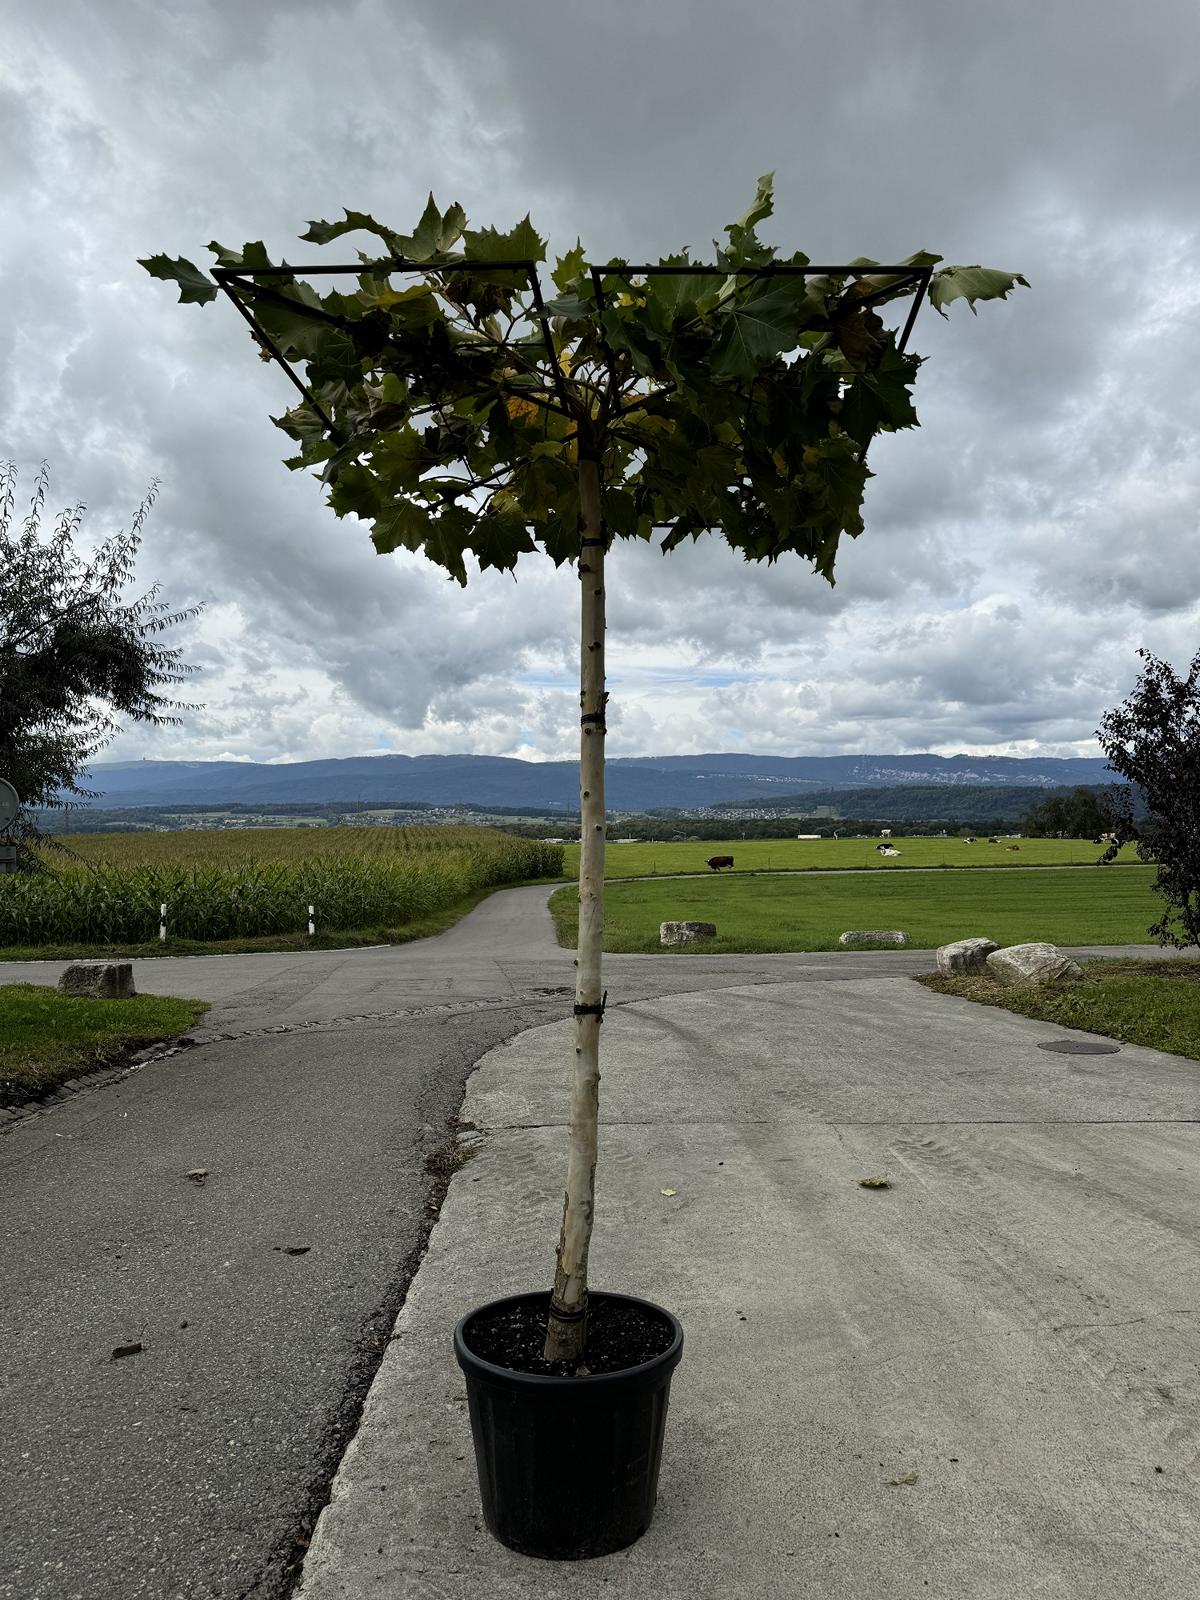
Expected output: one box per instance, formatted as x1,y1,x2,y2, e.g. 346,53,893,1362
159,903,167,943
308,904,315,937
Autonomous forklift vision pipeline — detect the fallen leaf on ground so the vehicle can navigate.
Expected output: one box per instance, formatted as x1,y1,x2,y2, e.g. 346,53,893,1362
185,1168,208,1186
858,1174,891,1189
888,1470,919,1486
111,1342,143,1360
660,1188,677,1197
274,1245,311,1256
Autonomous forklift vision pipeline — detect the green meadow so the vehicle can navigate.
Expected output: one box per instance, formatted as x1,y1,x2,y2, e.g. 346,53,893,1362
563,834,1139,880
549,864,1161,954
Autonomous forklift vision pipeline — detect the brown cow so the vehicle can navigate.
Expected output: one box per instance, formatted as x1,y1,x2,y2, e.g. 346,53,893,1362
706,855,734,871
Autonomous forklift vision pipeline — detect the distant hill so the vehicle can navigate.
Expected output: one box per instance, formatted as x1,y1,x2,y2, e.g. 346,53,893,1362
751,783,1120,824
78,752,1115,812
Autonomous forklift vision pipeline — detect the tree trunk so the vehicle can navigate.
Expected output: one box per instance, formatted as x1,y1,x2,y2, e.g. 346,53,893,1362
544,452,606,1364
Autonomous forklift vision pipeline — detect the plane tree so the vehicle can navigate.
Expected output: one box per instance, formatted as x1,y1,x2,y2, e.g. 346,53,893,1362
143,175,1025,1360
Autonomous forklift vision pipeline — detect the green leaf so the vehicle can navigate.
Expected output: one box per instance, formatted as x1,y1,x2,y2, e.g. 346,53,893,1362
726,173,775,241
370,497,432,553
328,464,384,520
139,254,218,305
552,241,586,293
539,290,593,321
463,215,547,265
471,510,537,573
719,173,778,269
929,265,1030,317
403,193,467,260
301,210,405,253
839,351,921,447
711,284,806,378
206,239,273,271
369,428,426,489
646,255,722,323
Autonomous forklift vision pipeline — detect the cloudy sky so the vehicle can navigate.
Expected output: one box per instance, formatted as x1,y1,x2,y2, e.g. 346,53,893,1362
3,0,1198,767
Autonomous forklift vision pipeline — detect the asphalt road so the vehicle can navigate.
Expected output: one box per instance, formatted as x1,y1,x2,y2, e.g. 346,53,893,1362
0,886,1177,1599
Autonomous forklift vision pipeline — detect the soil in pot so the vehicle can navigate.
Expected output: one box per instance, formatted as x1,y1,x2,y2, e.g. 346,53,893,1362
465,1294,674,1377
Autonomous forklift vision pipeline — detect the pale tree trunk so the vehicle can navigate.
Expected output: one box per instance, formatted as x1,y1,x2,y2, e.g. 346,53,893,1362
544,451,606,1363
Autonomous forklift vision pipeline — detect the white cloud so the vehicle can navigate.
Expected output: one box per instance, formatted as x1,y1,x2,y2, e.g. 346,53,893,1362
4,0,1200,771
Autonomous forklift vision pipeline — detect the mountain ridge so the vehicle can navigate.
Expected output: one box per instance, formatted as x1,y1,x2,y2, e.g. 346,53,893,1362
80,752,1115,811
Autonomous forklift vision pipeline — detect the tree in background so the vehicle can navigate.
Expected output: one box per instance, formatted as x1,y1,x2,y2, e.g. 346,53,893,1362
145,175,1024,1360
0,463,199,833
1098,648,1200,947
1020,785,1115,840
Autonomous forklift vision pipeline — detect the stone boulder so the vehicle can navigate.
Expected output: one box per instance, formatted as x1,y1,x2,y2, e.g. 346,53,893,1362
838,930,910,947
58,962,136,1000
986,942,1084,987
660,921,717,946
937,937,999,976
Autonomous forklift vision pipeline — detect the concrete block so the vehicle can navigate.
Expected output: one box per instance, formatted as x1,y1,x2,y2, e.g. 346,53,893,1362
659,921,717,946
57,962,136,1000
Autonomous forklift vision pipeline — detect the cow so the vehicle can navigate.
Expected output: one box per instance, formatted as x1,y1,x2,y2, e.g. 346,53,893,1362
987,836,1000,844
1006,844,1020,852
706,855,734,872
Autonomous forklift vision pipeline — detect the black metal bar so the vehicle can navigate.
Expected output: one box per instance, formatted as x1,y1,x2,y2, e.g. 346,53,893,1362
212,260,928,282
212,259,540,281
523,268,575,419
590,263,927,277
895,267,934,354
224,276,351,329
589,266,624,414
216,282,340,438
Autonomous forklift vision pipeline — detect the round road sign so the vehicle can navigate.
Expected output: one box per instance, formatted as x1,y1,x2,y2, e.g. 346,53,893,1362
0,778,20,830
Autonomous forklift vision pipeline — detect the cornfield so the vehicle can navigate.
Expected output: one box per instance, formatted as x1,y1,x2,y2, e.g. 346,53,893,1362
1,828,563,946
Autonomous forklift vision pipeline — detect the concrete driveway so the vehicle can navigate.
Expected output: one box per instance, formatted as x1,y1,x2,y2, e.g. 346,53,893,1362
296,964,1200,1599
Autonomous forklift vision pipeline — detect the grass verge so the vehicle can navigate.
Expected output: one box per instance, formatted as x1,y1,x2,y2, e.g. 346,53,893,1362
917,959,1200,1061
1,984,210,1106
0,880,563,962
550,866,1163,954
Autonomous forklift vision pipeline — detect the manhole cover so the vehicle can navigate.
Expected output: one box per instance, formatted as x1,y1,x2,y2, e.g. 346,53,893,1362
1037,1039,1121,1055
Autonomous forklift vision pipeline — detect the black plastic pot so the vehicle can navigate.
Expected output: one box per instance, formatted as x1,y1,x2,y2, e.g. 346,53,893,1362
453,1290,684,1560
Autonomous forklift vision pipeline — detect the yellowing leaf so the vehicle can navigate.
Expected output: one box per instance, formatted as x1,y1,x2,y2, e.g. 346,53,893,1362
506,395,539,425
888,1470,919,1486
373,284,434,309
858,1173,891,1189
660,1187,676,1197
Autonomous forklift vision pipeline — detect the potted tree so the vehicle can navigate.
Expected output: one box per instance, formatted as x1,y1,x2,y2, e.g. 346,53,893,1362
143,179,1023,1557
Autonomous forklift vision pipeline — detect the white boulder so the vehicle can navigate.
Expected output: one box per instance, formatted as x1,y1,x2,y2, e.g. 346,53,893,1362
937,937,999,976
838,930,910,947
986,942,1084,987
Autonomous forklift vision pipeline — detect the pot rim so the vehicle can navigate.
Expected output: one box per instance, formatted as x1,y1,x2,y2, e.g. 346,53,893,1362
454,1288,683,1390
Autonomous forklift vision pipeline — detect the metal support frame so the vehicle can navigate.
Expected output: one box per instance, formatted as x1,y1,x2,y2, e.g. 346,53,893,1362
209,254,933,473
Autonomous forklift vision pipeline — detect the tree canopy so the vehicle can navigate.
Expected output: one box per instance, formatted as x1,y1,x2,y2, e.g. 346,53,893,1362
1099,648,1200,947
142,175,1027,587
1020,785,1116,840
0,463,199,825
